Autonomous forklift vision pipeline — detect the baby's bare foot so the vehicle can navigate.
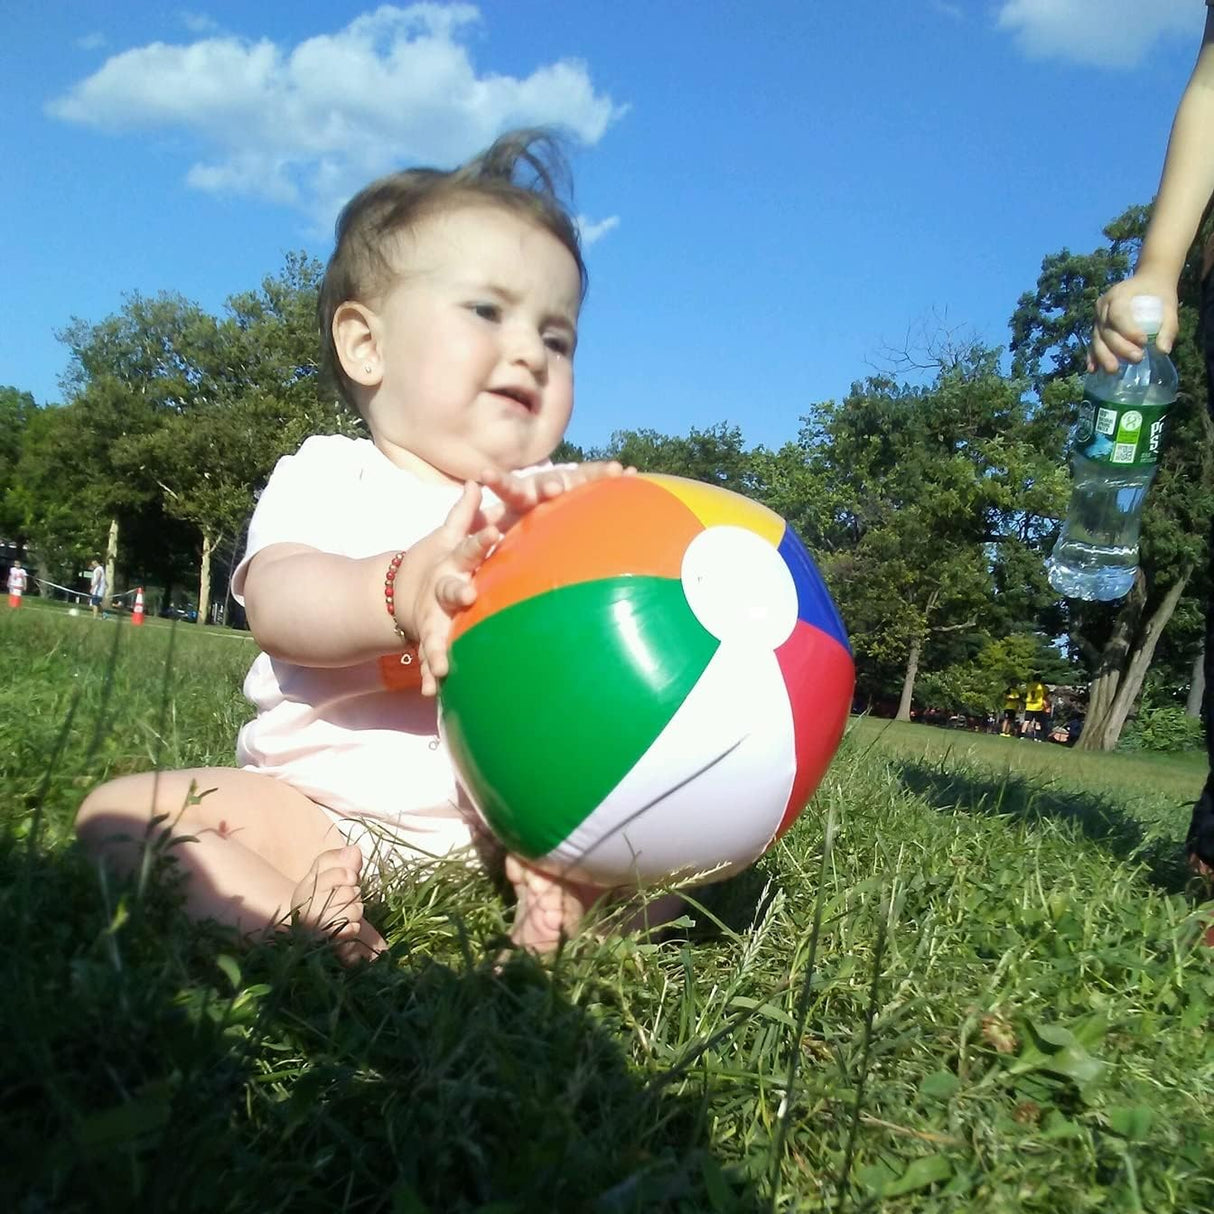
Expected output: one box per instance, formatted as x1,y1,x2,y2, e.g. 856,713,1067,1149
505,855,603,954
292,845,386,964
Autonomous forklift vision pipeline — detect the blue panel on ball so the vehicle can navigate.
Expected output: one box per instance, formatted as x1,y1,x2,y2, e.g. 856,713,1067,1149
777,526,850,653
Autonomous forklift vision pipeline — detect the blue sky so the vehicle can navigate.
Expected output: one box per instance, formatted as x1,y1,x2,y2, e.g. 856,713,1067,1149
1,1,1206,453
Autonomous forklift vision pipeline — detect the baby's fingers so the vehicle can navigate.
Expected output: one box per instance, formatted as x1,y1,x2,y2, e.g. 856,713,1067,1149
482,468,541,510
416,604,459,694
571,459,626,484
440,481,484,540
435,572,475,612
449,524,501,573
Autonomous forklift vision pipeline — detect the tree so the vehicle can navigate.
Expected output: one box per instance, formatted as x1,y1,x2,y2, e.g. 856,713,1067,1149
38,258,363,622
1010,206,1214,749
50,292,229,597
0,387,37,541
917,630,1071,717
798,342,1068,719
594,423,761,493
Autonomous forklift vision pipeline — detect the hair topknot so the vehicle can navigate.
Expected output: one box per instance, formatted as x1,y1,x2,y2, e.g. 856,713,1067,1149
319,128,586,413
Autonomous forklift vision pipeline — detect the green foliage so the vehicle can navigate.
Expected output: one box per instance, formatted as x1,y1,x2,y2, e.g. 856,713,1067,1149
917,632,1069,714
1119,703,1203,753
7,255,361,607
1008,206,1148,386
0,385,37,538
800,341,1067,707
595,422,760,494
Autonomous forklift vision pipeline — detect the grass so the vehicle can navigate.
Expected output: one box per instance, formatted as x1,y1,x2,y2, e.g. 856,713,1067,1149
3,605,1214,1212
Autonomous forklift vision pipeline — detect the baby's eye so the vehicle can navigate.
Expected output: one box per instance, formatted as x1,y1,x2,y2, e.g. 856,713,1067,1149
544,333,573,357
470,302,501,322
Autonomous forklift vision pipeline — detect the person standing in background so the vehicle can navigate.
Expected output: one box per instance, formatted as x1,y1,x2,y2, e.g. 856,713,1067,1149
7,560,27,606
88,560,107,619
1000,684,1022,737
1022,678,1048,741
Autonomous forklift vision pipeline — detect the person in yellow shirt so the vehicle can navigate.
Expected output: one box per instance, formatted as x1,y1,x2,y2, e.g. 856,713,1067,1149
1022,679,1048,741
1000,685,1022,737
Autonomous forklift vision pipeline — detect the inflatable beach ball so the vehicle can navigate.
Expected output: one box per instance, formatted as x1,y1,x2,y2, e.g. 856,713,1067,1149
439,473,854,886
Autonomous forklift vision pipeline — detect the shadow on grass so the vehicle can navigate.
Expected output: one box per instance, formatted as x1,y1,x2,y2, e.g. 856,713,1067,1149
685,862,782,942
0,835,770,1214
892,759,1196,895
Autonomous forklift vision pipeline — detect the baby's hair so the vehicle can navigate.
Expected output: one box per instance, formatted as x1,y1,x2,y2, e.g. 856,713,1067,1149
319,128,587,412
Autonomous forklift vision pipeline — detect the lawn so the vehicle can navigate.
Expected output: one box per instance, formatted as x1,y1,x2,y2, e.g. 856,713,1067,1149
2,605,1213,1212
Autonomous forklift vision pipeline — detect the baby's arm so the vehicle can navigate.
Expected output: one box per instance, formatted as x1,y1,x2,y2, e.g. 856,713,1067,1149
1091,12,1214,370
243,465,629,694
245,482,500,693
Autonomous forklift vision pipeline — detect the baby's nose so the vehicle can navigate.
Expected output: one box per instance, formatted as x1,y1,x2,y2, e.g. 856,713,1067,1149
505,325,546,375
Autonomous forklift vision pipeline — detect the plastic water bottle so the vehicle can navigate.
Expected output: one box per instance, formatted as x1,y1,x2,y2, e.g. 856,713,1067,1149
1046,295,1177,601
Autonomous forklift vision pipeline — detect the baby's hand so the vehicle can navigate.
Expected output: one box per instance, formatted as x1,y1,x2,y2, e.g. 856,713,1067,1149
479,460,634,531
402,483,502,697
1090,274,1179,373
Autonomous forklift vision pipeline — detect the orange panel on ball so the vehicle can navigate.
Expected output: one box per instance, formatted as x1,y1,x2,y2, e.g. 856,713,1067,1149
452,476,703,642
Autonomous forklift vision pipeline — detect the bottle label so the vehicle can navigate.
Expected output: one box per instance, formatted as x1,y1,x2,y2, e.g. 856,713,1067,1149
1073,392,1168,467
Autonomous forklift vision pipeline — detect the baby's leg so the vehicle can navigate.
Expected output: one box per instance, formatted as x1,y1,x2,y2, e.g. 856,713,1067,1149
504,854,602,952
504,855,684,953
76,768,385,964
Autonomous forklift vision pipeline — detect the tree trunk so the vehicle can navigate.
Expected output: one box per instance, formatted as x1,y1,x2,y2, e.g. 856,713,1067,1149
1076,572,1147,750
198,531,214,626
1081,570,1192,751
1186,644,1205,718
1096,571,1191,749
104,518,119,601
896,633,922,722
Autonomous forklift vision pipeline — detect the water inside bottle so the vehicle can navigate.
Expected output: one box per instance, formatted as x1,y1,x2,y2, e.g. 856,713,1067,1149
1045,462,1153,600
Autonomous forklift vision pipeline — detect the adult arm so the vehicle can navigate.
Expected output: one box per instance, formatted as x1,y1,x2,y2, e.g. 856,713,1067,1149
1090,11,1214,370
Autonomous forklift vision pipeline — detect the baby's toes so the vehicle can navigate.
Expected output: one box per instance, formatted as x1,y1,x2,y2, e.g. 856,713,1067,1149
326,890,367,937
316,877,363,924
334,920,388,967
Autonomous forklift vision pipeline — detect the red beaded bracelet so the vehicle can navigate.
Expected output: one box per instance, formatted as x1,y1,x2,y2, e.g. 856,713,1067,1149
384,550,415,665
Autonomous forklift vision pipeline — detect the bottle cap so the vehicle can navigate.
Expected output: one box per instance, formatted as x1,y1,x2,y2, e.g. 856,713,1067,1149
1130,294,1164,335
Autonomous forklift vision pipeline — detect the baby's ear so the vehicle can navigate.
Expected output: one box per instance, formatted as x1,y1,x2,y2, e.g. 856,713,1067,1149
332,301,382,387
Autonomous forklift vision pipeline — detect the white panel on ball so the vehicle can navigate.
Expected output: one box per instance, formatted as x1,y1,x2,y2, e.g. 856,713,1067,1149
543,641,796,885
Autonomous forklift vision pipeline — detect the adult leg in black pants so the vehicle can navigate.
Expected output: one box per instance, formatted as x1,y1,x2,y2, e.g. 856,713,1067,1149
1187,264,1214,878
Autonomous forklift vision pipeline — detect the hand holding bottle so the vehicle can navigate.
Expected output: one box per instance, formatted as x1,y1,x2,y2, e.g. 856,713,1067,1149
1090,275,1181,373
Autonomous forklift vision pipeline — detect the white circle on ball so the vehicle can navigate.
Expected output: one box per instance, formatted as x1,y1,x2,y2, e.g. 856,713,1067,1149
681,525,798,649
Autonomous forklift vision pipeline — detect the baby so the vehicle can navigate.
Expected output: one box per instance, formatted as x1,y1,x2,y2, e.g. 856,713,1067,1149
77,130,636,963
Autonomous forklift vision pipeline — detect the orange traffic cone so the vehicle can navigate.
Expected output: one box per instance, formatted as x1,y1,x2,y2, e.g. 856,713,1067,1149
131,587,145,626
7,591,20,609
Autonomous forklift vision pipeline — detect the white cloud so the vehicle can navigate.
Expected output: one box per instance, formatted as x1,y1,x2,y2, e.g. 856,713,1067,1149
75,32,107,51
997,0,1201,68
180,12,220,35
48,4,626,225
576,214,619,246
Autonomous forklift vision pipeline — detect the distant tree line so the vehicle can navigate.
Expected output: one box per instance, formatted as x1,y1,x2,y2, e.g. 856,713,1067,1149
2,208,1211,750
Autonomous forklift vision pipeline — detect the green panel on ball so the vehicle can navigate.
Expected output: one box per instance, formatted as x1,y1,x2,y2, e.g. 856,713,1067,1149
441,575,718,861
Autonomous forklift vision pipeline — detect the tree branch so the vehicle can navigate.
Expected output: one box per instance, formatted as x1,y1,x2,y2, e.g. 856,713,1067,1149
929,617,977,635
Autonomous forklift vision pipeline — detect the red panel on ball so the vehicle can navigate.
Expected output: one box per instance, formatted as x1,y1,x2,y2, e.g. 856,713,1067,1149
773,622,854,837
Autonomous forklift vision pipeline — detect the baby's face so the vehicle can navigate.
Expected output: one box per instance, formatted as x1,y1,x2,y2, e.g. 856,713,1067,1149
364,204,581,483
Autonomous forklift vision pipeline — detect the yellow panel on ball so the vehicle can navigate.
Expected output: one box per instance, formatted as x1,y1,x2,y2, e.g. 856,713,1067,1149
640,474,785,545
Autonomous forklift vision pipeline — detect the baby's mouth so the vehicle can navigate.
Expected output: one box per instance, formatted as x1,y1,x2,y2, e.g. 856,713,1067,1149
489,385,538,413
